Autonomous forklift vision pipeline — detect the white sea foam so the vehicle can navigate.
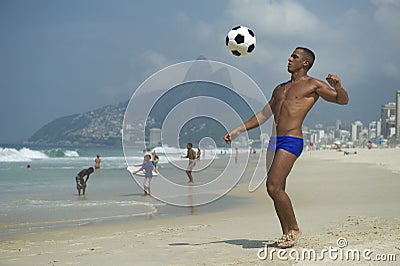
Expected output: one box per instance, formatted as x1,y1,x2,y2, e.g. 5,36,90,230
64,150,79,157
0,147,49,162
0,147,81,162
21,198,162,209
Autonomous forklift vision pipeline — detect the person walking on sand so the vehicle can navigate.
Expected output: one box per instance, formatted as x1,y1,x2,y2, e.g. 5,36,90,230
75,167,94,196
95,155,101,169
132,154,154,196
224,47,348,248
181,143,197,184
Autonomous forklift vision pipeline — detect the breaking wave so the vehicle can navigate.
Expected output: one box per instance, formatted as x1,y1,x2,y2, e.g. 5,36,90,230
0,147,79,162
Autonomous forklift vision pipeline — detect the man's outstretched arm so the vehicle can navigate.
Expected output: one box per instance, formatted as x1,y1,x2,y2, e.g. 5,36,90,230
224,99,274,144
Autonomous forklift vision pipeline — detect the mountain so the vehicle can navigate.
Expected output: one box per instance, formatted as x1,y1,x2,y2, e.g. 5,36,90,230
27,102,127,146
27,57,266,147
27,89,263,147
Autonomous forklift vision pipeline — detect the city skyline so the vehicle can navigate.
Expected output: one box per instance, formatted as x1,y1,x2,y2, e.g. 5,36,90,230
302,89,400,148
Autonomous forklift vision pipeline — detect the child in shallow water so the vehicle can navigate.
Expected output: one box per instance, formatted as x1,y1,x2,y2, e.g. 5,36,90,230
132,154,154,196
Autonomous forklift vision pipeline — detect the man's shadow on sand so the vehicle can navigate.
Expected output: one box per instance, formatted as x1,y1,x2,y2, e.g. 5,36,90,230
169,239,275,249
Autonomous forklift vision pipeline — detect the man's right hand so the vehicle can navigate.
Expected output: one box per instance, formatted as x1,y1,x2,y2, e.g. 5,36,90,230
224,130,241,144
223,133,232,144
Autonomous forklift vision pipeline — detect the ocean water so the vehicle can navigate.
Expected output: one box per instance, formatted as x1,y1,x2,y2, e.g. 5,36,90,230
0,145,253,238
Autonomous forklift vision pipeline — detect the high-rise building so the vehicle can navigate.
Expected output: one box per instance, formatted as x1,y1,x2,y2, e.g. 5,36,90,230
149,128,161,148
381,102,396,138
335,120,341,130
368,121,378,140
351,121,363,142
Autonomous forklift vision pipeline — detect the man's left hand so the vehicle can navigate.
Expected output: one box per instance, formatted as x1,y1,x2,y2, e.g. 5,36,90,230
326,74,341,89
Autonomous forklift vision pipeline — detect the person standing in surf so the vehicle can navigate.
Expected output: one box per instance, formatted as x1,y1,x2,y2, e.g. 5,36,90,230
181,143,197,184
132,154,154,196
75,167,94,196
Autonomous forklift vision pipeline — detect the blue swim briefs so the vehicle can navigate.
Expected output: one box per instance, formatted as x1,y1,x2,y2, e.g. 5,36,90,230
267,136,304,157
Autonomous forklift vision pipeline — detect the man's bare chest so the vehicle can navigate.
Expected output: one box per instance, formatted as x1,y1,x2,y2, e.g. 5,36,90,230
275,83,314,103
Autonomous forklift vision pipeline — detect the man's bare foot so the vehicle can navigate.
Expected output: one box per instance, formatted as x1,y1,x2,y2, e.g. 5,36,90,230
277,229,302,248
270,234,290,247
188,181,194,185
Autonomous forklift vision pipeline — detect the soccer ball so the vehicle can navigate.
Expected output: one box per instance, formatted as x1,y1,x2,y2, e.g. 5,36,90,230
225,26,256,57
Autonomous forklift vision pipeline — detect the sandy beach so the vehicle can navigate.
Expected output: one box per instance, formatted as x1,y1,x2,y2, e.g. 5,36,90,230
1,148,400,265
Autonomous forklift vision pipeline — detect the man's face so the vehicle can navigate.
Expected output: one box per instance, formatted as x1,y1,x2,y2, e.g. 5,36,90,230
287,49,305,73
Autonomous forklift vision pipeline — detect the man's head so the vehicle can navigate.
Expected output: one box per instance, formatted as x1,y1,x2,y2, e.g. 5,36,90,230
187,143,193,149
288,47,315,73
144,154,151,161
298,47,315,70
87,167,94,174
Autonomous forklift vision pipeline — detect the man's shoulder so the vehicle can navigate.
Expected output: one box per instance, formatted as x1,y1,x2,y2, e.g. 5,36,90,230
274,82,288,91
278,81,290,87
306,76,325,85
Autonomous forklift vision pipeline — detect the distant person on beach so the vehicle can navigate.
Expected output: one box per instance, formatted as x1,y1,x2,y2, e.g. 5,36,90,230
224,47,348,248
132,154,153,196
235,147,239,164
95,155,101,169
367,141,372,149
181,143,197,184
75,167,94,196
152,150,159,173
197,148,201,160
344,150,357,155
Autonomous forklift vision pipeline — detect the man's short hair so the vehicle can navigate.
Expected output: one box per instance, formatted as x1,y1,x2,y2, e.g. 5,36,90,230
296,47,315,70
187,143,193,148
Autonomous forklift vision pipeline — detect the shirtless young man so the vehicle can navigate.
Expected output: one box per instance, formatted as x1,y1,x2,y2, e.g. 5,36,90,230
75,167,94,196
224,47,349,248
181,143,197,184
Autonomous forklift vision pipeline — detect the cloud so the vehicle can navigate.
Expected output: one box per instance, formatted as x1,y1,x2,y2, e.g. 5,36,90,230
175,12,214,41
225,0,322,39
372,0,400,41
141,50,170,76
382,62,400,80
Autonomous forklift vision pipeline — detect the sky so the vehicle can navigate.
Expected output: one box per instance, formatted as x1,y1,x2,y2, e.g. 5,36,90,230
1,0,399,143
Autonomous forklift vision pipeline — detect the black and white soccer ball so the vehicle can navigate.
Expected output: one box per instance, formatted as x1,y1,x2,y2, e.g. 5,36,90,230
225,26,256,57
